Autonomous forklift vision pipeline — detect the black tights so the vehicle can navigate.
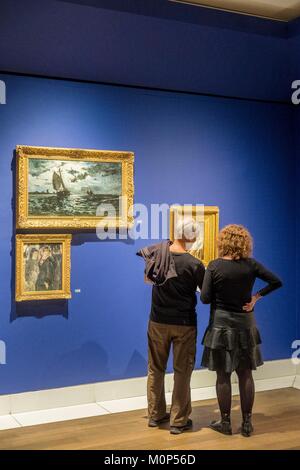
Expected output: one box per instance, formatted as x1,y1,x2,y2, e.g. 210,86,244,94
216,368,255,417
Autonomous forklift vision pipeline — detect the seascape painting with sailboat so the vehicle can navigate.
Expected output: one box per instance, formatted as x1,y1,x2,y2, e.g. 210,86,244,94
28,159,122,217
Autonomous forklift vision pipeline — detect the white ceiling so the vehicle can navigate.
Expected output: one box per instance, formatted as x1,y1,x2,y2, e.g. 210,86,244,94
170,0,300,21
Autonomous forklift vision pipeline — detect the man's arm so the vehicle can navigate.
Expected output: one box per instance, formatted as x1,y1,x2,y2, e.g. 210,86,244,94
196,262,206,290
200,266,213,304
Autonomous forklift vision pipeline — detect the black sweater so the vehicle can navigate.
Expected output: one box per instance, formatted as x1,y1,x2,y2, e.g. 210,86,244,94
200,258,282,312
151,253,205,326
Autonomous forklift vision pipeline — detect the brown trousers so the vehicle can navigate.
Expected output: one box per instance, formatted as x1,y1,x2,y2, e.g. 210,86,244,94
147,320,197,427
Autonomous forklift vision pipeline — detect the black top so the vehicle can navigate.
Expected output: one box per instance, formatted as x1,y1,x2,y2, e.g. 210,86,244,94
200,258,282,312
150,253,205,326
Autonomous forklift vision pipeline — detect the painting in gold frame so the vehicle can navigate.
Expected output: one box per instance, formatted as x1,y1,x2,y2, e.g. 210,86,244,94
170,206,219,267
16,145,134,229
15,234,72,301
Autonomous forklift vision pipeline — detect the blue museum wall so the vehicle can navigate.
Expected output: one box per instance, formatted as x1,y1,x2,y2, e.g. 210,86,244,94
288,18,300,339
297,105,300,341
0,73,296,394
0,0,290,101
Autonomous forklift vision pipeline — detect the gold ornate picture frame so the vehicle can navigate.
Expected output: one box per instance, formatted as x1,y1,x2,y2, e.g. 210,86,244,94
170,205,219,266
15,234,72,301
16,145,134,229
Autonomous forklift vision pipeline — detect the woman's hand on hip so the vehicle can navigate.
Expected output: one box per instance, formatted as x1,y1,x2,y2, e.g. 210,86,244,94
243,293,262,312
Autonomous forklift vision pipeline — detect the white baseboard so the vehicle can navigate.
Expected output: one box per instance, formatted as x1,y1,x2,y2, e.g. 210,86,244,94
292,361,300,389
0,359,298,416
254,375,295,392
294,375,300,389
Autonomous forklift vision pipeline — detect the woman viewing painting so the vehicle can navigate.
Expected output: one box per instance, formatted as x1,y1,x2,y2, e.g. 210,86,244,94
200,224,282,437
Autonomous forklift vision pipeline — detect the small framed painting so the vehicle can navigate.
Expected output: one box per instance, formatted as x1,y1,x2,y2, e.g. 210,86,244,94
16,145,134,229
170,205,219,266
15,234,72,301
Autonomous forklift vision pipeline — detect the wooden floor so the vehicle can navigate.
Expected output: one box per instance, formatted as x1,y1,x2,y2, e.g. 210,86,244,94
0,388,299,450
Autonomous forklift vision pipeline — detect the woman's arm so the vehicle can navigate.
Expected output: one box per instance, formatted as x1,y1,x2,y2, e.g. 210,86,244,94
200,266,214,304
254,260,283,296
243,292,262,312
243,260,282,312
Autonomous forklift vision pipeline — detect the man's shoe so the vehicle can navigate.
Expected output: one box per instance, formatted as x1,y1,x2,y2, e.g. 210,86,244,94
170,418,193,435
148,413,170,428
209,414,232,435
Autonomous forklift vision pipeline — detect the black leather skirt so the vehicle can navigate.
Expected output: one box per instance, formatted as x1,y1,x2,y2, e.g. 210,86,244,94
201,308,263,373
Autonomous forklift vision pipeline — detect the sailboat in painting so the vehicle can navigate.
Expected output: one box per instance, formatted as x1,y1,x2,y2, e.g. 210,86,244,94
52,168,70,198
27,156,123,217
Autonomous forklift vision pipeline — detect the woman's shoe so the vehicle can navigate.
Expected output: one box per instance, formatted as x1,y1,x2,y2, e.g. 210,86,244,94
241,413,254,437
209,414,232,435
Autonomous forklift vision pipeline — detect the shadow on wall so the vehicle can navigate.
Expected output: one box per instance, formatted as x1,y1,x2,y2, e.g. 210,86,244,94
72,232,134,246
48,345,148,385
124,349,148,378
11,298,69,321
46,341,111,384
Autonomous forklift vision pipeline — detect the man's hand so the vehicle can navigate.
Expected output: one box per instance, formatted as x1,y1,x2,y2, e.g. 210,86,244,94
243,293,261,312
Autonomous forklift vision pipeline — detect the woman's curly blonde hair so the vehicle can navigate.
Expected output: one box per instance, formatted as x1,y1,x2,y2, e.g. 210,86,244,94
218,224,253,260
